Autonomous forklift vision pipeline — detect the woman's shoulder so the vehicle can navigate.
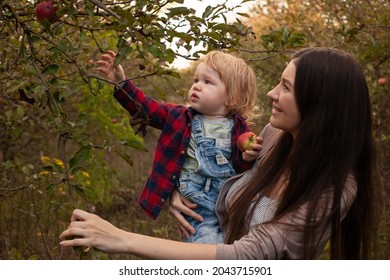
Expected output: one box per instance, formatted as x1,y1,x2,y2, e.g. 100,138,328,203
260,123,283,140
258,124,283,157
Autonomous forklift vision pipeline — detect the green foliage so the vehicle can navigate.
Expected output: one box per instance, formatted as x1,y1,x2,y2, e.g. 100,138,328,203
261,26,307,51
0,0,389,259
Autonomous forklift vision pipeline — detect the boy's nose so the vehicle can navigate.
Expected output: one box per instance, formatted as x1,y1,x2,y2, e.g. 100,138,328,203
193,83,201,91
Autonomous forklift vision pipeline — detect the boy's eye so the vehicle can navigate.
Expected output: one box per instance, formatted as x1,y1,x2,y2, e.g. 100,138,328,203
205,80,212,84
194,79,199,83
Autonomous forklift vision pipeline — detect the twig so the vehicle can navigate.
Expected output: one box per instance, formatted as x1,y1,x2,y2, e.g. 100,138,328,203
58,134,77,210
30,188,53,259
88,0,121,20
24,27,55,115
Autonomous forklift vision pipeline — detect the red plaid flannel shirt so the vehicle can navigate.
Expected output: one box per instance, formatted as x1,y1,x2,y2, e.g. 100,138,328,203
114,80,254,219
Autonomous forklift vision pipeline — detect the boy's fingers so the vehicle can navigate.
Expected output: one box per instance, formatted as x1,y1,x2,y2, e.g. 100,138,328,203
106,50,116,57
96,60,110,68
100,54,114,62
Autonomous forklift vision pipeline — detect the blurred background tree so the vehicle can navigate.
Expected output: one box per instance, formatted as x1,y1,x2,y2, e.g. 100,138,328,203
0,0,388,259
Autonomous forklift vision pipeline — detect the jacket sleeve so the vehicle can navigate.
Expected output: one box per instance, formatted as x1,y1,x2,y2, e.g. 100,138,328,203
113,80,171,129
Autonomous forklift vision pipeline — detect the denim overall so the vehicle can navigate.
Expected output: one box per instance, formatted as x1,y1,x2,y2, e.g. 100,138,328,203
178,115,236,243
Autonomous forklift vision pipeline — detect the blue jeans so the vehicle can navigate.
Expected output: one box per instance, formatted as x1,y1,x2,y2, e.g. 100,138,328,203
178,115,236,244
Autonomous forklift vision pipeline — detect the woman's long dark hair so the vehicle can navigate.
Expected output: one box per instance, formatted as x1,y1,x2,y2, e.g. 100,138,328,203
223,48,377,259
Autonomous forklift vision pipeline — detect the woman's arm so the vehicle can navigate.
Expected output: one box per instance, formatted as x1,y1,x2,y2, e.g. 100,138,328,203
60,209,216,260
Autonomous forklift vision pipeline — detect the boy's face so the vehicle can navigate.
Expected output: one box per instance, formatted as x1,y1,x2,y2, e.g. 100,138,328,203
188,62,229,118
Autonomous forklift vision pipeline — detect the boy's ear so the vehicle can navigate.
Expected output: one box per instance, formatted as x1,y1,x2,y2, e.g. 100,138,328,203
226,97,237,107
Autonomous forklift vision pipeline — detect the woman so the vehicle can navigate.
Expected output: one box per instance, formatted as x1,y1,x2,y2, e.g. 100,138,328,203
60,47,377,259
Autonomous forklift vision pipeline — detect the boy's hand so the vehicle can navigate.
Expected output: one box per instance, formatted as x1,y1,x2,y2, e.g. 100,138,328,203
242,136,263,162
97,50,126,83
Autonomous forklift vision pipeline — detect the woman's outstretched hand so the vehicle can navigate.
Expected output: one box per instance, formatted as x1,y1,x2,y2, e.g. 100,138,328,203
60,208,217,260
59,209,127,253
169,189,204,239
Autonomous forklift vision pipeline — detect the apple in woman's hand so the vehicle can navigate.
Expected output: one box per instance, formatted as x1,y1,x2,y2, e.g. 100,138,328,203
237,132,259,152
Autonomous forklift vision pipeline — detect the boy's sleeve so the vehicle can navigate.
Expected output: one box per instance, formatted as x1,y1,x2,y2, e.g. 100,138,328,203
113,80,169,129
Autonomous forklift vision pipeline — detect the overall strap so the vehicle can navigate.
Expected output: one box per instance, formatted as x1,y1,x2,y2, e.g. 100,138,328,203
191,114,205,143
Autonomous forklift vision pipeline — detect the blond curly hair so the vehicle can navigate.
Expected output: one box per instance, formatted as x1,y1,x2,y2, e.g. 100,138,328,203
197,50,260,121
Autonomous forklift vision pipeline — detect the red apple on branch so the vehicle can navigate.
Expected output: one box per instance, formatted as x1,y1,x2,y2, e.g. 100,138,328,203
35,1,59,23
378,77,388,86
87,59,95,67
237,132,259,152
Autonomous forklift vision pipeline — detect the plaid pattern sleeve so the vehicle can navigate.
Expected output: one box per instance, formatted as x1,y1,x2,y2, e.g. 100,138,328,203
113,80,170,129
113,80,193,219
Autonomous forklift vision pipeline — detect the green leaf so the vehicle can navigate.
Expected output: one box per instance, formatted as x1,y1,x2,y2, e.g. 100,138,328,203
72,184,85,195
164,48,176,64
167,7,195,18
3,160,14,170
75,113,87,127
103,139,111,150
29,34,41,43
48,95,61,117
57,40,69,53
70,167,83,175
212,23,237,33
202,6,214,19
146,44,163,57
46,184,56,191
16,106,25,118
42,166,54,172
115,38,132,66
203,31,221,40
42,64,59,75
6,80,29,94
69,146,91,170
84,2,95,17
118,138,148,152
114,149,133,166
237,12,250,18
